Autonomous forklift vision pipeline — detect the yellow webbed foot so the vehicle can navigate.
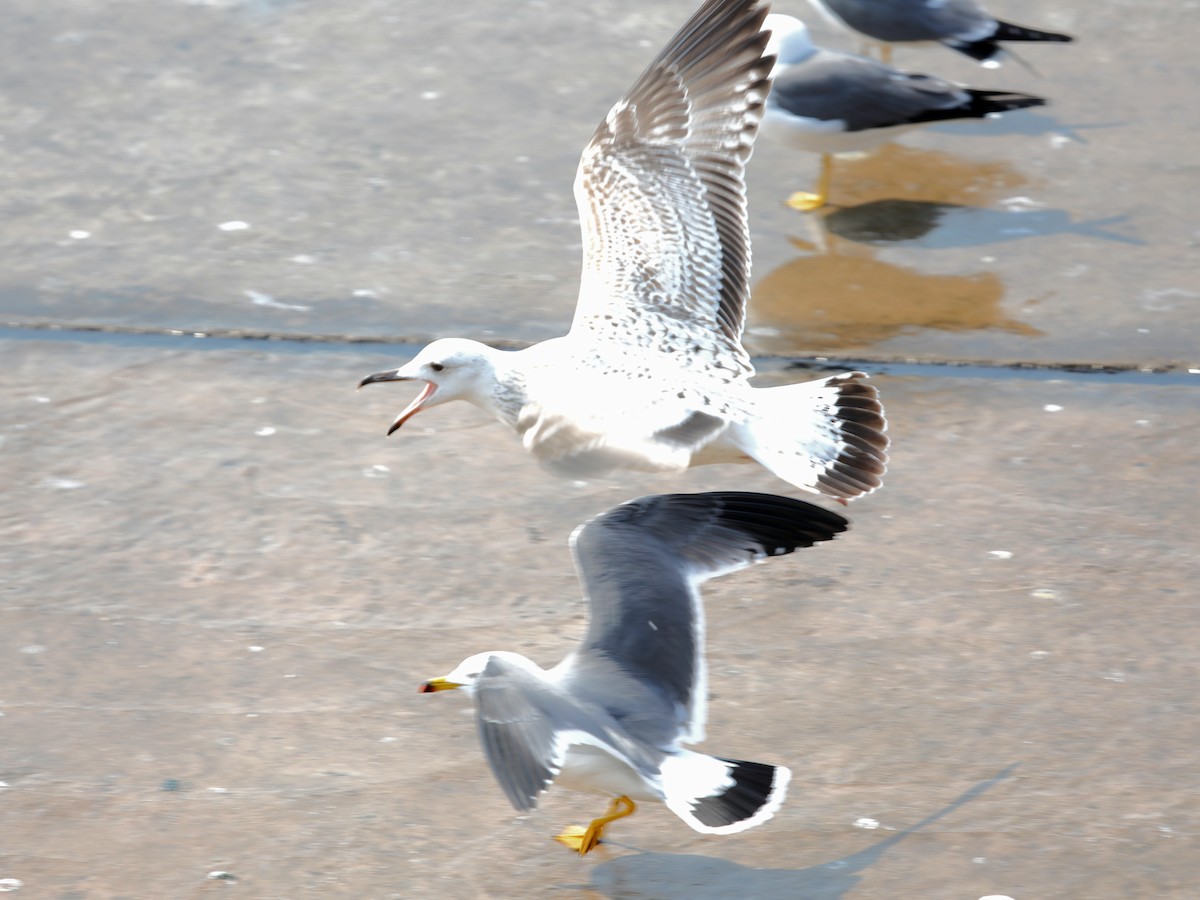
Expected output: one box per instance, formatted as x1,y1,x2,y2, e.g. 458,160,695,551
553,824,599,855
553,796,637,856
785,191,827,212
787,155,834,212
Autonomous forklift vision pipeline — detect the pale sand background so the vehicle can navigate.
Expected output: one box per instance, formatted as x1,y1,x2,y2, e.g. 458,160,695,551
2,0,1198,897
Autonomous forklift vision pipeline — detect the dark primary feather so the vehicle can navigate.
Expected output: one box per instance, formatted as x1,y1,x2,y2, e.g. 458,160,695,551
949,20,1073,63
691,756,781,827
571,492,848,727
990,20,1073,44
906,89,1045,125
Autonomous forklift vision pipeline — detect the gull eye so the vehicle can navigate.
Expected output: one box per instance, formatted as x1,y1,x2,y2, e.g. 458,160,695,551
429,363,445,373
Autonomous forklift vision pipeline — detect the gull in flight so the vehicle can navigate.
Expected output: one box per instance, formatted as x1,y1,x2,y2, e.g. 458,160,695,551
419,491,848,854
804,0,1073,66
360,0,888,502
762,15,1045,210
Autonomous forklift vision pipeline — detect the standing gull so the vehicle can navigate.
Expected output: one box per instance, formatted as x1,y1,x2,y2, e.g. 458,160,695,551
360,0,888,502
419,491,848,854
805,0,1073,66
762,15,1045,211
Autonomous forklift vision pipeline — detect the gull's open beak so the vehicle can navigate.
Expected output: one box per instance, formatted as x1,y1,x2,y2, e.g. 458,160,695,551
358,368,407,389
358,370,437,436
419,677,461,694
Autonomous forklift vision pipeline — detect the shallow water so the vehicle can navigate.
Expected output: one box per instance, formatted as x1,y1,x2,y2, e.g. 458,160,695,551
1,0,1196,368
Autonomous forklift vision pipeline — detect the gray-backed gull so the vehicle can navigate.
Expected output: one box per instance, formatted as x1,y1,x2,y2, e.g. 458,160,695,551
805,0,1073,66
419,491,847,854
762,15,1045,210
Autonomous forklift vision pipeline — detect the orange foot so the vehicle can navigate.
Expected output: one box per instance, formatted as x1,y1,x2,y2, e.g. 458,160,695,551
553,796,637,856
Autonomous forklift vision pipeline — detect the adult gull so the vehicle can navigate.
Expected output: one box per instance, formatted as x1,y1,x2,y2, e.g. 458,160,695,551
360,0,888,502
762,15,1045,210
805,0,1073,66
419,491,848,854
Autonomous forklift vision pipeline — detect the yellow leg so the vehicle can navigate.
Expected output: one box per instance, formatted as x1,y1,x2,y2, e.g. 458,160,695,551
553,796,638,856
881,44,893,66
786,155,833,212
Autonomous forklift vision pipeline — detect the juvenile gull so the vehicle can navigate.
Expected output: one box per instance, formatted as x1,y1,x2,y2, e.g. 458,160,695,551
419,491,848,854
360,0,888,502
805,0,1073,66
762,15,1045,210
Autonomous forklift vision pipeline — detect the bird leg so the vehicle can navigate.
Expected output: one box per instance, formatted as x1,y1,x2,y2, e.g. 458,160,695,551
553,795,638,856
856,39,889,63
786,155,833,212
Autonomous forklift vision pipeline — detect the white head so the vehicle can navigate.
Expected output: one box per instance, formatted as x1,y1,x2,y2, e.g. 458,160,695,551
358,338,501,434
763,15,816,67
418,650,540,697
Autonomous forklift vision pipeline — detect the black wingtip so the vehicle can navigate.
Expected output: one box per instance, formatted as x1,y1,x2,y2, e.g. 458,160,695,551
816,373,889,501
991,20,1074,45
689,757,788,829
950,20,1073,63
609,491,849,556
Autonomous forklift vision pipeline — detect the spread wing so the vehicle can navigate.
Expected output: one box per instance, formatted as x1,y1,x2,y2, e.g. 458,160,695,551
567,0,774,378
569,492,849,743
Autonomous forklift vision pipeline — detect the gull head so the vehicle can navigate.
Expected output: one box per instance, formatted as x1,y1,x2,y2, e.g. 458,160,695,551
418,650,541,697
358,338,501,435
763,15,816,67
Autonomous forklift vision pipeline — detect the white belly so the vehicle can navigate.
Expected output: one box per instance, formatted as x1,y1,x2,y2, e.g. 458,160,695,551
554,744,662,802
763,106,917,154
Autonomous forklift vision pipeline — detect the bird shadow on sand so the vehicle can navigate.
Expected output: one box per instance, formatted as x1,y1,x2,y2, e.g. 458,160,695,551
581,764,1018,900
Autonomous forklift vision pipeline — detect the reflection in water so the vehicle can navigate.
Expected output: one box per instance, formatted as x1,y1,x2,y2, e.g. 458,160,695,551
747,142,1142,353
824,199,1142,248
750,235,1041,353
589,765,1018,900
775,144,1029,211
924,108,1118,142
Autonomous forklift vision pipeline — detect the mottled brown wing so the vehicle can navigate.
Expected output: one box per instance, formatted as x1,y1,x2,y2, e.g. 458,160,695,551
568,0,774,377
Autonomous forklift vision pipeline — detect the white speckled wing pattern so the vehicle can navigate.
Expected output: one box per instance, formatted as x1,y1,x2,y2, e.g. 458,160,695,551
569,0,774,380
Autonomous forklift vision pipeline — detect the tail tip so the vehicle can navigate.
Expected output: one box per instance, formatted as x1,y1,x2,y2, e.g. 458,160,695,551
680,758,791,834
817,372,889,502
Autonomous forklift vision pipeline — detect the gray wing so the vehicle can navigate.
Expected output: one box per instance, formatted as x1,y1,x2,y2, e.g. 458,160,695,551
569,0,773,377
472,655,643,811
818,0,994,43
771,49,971,131
569,492,848,740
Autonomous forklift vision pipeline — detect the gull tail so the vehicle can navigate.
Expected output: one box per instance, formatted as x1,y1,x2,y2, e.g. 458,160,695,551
734,372,888,501
959,90,1046,117
661,751,791,835
991,20,1074,45
910,90,1045,126
949,20,1073,64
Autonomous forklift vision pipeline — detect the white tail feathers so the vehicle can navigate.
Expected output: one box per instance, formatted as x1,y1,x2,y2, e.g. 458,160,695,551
661,750,791,835
734,372,888,500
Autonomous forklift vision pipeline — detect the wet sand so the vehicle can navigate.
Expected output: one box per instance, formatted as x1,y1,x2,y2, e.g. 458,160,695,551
2,0,1199,897
2,342,1197,897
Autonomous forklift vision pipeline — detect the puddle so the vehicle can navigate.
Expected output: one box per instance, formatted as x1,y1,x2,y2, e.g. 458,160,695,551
747,234,1041,354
